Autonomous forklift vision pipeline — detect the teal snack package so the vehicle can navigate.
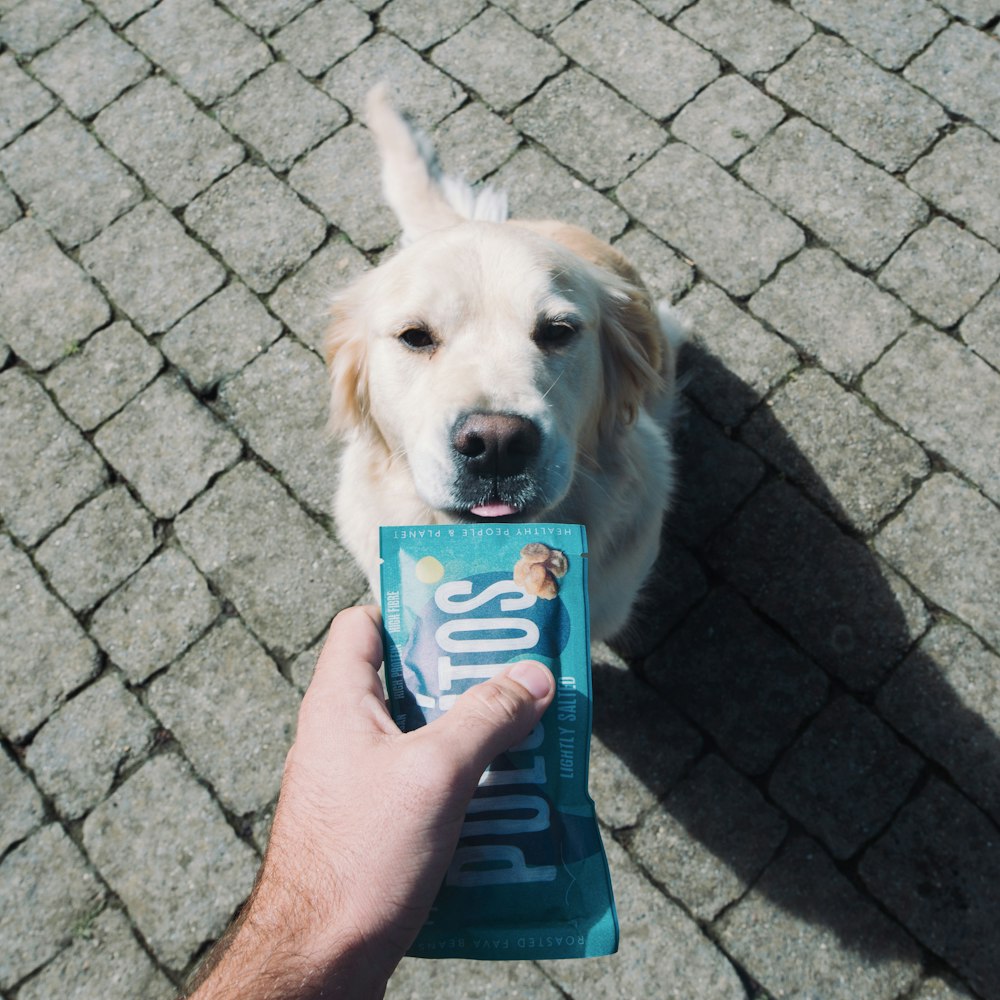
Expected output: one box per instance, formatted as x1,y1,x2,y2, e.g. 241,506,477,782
379,523,619,960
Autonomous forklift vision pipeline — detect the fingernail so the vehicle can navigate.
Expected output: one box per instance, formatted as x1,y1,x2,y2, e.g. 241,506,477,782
508,661,553,701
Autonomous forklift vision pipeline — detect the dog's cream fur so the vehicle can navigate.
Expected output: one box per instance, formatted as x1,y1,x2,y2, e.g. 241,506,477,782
325,86,681,640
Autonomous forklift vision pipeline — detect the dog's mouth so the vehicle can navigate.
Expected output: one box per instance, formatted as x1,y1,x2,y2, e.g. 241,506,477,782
445,483,540,523
469,501,522,518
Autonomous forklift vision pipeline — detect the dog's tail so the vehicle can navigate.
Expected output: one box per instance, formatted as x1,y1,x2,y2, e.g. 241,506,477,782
365,83,508,245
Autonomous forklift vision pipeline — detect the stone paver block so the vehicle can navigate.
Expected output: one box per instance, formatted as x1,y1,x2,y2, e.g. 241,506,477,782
223,0,313,33
742,367,929,532
908,127,1000,246
770,695,923,858
0,824,104,990
619,143,804,296
432,8,564,112
95,76,244,209
80,201,225,334
708,480,928,689
217,63,348,174
740,119,928,270
289,125,397,250
174,462,363,657
671,74,784,167
289,635,323,693
381,0,485,50
791,0,948,69
542,838,745,1000
0,368,107,546
0,51,55,148
125,0,271,105
218,337,340,513
674,284,799,428
514,69,663,189
0,109,142,247
325,34,463,129
0,178,19,230
29,17,150,119
611,228,694,304
750,248,913,380
90,548,219,683
25,675,155,819
962,286,1000,369
489,146,628,243
767,34,947,171
94,375,241,519
269,239,369,354
936,0,1000,24
553,0,718,120
387,955,564,999
148,619,298,814
589,657,702,829
717,836,922,1000
911,976,980,1000
648,587,828,773
15,906,175,1000
631,754,786,920
864,327,1000,504
0,0,87,56
34,485,156,612
82,753,258,971
187,165,326,293
880,217,1000,328
89,0,157,25
676,0,813,75
0,219,109,370
432,102,520,184
879,621,1000,825
0,746,44,855
44,321,162,431
162,282,283,390
492,0,583,31
875,474,1000,650
860,779,1000,999
906,24,1000,141
273,0,373,78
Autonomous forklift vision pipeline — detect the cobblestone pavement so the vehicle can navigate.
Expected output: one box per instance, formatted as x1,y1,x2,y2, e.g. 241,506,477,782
2,0,999,997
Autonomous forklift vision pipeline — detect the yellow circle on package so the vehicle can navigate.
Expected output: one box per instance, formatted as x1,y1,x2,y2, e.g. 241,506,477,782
414,555,445,583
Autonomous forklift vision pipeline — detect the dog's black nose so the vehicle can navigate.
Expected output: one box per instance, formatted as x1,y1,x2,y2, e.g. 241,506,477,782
451,412,541,478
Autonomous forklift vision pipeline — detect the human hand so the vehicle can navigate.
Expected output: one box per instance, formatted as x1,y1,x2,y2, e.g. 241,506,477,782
187,605,555,999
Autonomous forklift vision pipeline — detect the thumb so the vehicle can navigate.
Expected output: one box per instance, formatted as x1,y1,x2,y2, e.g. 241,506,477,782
426,661,555,787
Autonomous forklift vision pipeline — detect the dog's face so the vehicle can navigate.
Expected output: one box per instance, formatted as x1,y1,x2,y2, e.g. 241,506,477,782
326,221,660,523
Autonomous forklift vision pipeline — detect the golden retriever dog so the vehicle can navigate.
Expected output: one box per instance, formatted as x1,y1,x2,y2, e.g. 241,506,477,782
325,85,682,640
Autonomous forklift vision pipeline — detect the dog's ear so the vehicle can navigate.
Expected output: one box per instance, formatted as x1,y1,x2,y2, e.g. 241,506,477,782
324,285,370,435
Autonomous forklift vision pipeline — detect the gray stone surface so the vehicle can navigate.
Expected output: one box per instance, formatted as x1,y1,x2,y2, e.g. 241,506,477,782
0,51,55,148
25,674,155,819
174,462,363,657
0,746,44,855
222,0,313,33
272,0,373,78
863,326,1000,504
381,0,485,50
908,127,1000,246
879,217,1000,328
492,0,583,31
90,547,219,683
82,753,258,971
80,200,225,334
44,321,162,431
89,0,157,25
0,178,18,230
935,0,1000,24
34,485,156,612
94,375,241,518
553,0,719,119
740,119,928,270
514,69,663,189
185,164,327,294
619,142,803,296
962,285,1000,369
29,17,150,119
431,102,520,184
630,754,787,919
0,824,104,991
0,0,87,56
611,227,694,304
749,248,913,379
717,836,922,1000
875,474,1000,650
386,956,564,1000
0,368,107,546
95,76,244,209
0,219,110,370
148,618,298,814
162,282,283,390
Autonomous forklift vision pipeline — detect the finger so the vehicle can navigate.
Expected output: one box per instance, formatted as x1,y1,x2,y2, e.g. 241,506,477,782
419,661,555,787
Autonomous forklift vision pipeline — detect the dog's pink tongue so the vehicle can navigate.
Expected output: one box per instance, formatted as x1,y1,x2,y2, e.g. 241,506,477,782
470,503,520,518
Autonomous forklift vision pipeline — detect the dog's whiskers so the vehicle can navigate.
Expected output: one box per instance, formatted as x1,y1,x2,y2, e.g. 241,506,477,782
540,368,567,401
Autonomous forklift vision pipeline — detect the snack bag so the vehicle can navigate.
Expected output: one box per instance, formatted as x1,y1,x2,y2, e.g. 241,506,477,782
379,523,619,960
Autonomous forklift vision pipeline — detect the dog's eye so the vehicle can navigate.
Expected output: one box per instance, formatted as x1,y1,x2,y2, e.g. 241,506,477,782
397,326,435,352
534,319,580,350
